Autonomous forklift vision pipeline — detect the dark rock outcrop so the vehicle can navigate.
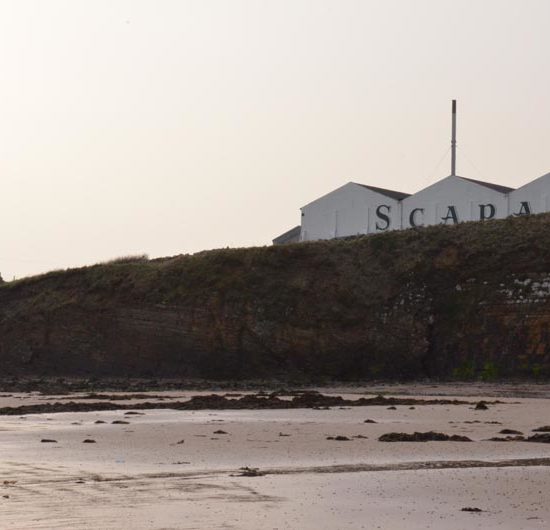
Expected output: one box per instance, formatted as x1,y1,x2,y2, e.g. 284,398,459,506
378,431,472,442
526,433,550,443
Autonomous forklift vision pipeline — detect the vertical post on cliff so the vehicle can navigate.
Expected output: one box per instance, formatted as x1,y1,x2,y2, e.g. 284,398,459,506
451,99,457,176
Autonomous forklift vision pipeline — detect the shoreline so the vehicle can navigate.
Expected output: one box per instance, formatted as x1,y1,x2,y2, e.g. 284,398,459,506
2,377,550,397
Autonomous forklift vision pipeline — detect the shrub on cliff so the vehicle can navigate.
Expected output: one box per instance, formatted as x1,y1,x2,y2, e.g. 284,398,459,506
102,254,149,265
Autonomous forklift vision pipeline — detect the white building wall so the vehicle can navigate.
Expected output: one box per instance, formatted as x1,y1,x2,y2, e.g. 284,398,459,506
509,172,550,217
401,176,509,229
300,182,402,241
292,172,550,245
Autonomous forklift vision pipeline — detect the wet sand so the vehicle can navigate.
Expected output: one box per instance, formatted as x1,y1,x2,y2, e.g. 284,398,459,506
1,384,550,529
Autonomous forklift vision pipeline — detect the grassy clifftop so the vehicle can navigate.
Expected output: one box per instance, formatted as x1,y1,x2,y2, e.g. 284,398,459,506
2,214,550,380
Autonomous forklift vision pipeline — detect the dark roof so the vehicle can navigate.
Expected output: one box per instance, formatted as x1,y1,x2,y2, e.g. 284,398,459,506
354,183,411,201
458,176,515,193
272,225,301,245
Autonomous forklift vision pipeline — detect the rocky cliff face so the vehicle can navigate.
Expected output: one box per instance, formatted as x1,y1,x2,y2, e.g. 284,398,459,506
2,214,550,380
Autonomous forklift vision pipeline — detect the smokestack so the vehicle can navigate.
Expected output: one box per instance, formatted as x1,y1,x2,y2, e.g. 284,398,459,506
451,99,457,176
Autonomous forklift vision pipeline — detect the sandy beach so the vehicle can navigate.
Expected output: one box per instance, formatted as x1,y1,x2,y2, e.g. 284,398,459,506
1,383,550,529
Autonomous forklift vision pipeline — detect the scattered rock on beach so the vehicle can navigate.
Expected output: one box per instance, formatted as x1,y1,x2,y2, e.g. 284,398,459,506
532,426,550,432
364,419,377,423
111,420,129,425
213,430,228,434
461,507,483,512
475,401,489,410
41,439,57,443
499,429,523,435
378,431,472,442
487,436,525,442
94,420,106,424
82,439,96,443
326,435,351,441
235,467,265,477
0,392,478,416
526,433,550,443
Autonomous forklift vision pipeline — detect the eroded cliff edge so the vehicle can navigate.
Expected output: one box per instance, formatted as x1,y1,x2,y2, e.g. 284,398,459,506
2,214,550,380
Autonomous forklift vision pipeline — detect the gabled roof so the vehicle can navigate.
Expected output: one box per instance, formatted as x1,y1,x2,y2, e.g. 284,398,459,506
458,176,514,194
272,225,301,245
301,181,409,209
513,171,550,190
353,183,411,201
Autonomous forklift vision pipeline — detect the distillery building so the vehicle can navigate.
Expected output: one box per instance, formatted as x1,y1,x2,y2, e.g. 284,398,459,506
272,101,548,245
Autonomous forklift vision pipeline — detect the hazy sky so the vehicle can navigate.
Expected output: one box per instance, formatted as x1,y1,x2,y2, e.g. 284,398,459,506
1,0,550,279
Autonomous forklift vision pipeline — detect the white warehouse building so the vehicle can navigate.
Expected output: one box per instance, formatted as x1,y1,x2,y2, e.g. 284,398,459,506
273,174,516,244
401,175,512,230
273,171,550,245
509,172,550,217
272,101,550,245
299,182,410,241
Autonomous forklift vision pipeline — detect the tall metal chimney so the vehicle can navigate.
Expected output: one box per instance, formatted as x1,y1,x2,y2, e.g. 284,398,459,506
451,99,457,176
